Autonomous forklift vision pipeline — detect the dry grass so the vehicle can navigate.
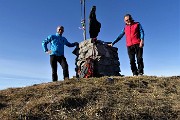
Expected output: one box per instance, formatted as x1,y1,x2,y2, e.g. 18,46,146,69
0,76,179,120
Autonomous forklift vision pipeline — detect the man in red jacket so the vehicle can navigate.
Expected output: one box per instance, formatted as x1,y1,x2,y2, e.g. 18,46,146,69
109,14,145,76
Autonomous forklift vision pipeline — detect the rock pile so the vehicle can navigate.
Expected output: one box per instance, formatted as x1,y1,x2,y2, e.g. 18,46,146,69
73,39,121,77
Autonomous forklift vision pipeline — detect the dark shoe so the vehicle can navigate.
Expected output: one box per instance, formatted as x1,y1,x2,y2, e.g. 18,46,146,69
119,73,125,77
133,74,138,76
133,71,138,76
138,72,144,76
138,70,144,75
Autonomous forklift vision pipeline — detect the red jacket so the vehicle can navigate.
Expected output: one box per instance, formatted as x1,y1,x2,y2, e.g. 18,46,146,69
112,22,144,47
125,22,141,46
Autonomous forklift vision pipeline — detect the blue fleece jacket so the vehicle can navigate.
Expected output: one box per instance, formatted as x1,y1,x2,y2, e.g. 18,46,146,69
42,33,75,56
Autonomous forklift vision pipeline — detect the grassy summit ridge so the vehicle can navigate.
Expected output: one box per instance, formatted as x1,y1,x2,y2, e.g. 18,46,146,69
0,76,179,120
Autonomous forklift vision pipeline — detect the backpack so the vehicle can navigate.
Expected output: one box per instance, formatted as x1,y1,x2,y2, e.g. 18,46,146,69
78,58,94,78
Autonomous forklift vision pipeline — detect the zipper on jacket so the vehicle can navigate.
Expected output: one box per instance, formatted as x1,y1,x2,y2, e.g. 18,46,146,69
130,25,133,45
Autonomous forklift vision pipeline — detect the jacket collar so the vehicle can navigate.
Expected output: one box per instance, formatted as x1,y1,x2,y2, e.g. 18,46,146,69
56,33,62,37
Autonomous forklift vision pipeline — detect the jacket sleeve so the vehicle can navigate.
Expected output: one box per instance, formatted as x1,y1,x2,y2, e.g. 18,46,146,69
139,23,145,40
42,35,52,52
64,37,75,47
112,28,125,45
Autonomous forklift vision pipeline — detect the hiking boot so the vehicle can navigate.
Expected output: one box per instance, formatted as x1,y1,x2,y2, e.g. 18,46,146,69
133,71,138,76
138,70,144,76
133,74,138,76
138,72,144,76
119,73,125,77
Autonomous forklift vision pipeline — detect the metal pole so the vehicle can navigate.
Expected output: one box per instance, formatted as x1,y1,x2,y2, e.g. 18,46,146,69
83,0,86,40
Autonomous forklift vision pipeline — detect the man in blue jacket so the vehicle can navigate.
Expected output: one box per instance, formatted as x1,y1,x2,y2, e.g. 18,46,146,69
42,26,78,81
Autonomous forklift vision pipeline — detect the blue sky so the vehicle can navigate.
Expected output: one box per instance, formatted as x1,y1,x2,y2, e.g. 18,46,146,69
0,0,179,90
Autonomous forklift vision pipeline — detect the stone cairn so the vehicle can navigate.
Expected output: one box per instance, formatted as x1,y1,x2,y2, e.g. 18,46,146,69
73,39,121,78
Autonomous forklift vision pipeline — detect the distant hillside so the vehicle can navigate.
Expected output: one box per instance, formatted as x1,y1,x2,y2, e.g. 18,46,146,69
0,76,179,120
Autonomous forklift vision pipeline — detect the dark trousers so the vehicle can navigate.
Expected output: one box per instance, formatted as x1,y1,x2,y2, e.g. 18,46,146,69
50,55,69,81
127,44,144,74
